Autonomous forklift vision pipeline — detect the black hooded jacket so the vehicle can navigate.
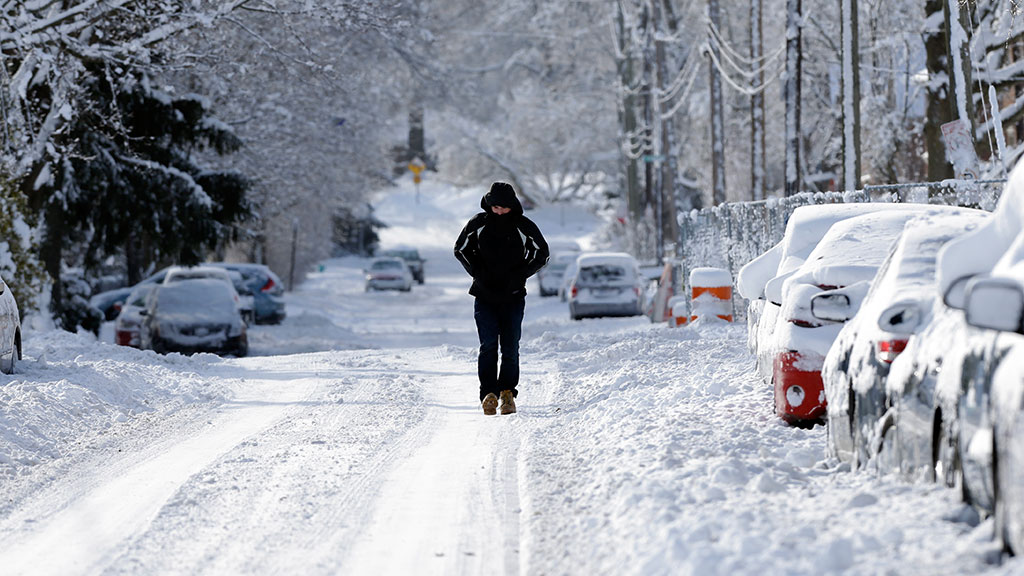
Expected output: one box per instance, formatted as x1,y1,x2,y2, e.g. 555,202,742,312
454,182,550,302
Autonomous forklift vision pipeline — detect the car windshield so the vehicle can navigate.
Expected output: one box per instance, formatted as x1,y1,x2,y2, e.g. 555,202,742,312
579,265,629,284
168,271,224,282
372,260,403,270
384,250,418,260
155,280,237,323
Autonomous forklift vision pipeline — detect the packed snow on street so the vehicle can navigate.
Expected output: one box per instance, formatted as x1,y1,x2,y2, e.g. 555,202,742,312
0,179,1020,575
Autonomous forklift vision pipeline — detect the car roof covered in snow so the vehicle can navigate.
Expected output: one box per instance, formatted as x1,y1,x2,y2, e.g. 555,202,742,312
575,252,638,269
787,206,981,290
938,164,1024,298
856,212,988,329
738,202,940,300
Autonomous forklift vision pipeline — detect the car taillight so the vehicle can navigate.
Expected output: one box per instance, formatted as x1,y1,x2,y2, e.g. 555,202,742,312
788,319,821,328
261,277,276,292
571,285,578,298
875,339,908,364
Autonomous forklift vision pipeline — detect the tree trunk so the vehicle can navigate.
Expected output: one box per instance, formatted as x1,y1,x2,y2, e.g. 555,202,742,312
708,0,727,205
784,0,803,195
924,0,954,181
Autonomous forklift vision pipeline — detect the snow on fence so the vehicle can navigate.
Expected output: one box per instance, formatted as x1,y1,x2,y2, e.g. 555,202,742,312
676,179,1006,322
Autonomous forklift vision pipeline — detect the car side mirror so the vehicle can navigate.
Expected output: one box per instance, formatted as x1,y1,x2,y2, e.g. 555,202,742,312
139,309,148,316
811,293,852,322
877,301,922,335
943,275,972,310
764,274,788,306
964,277,1024,333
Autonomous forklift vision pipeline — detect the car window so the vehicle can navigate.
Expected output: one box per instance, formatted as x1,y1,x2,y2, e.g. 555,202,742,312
579,265,628,284
372,260,403,270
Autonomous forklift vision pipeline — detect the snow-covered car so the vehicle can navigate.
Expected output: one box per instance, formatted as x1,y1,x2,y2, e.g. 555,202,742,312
380,247,426,284
767,208,971,426
567,253,644,320
364,257,413,292
818,212,987,465
538,251,580,297
0,272,21,374
163,265,250,322
114,283,158,348
140,279,248,357
739,202,937,385
208,262,287,325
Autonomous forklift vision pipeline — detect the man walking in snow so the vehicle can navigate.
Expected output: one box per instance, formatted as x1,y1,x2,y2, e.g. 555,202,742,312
454,182,549,415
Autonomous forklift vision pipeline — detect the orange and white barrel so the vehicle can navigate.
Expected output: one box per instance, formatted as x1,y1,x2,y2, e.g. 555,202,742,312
689,267,733,322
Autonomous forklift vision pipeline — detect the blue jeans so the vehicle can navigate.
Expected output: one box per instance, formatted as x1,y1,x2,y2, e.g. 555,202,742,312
474,297,525,401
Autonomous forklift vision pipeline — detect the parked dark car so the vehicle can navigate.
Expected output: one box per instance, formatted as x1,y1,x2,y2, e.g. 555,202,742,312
140,279,248,357
379,247,425,284
818,212,986,466
208,263,286,325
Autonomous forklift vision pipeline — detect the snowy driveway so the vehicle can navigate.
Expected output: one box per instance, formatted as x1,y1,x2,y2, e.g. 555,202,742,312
0,180,1019,575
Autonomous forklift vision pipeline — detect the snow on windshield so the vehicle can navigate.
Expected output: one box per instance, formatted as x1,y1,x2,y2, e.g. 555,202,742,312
156,280,238,323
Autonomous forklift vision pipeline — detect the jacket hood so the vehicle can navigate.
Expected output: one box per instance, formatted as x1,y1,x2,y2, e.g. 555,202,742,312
481,181,524,215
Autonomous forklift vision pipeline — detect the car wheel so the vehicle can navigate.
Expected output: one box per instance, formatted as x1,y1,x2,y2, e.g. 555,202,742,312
933,410,963,493
0,336,16,375
874,410,897,473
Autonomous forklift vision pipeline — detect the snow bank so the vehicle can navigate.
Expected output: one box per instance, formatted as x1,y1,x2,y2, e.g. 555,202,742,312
0,331,231,477
521,321,1000,575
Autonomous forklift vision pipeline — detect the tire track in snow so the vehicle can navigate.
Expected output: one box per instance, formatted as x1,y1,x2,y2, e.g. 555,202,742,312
337,349,540,575
0,365,319,576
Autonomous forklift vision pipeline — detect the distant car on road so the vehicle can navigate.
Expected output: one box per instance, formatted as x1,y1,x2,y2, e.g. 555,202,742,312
140,279,248,357
567,253,644,320
379,247,426,284
365,257,414,292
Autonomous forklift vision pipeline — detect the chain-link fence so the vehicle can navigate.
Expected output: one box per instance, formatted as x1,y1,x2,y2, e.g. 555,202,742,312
675,179,1006,322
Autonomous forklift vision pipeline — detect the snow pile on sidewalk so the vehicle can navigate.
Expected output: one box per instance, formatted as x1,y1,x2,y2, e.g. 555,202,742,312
0,331,231,477
521,321,1007,575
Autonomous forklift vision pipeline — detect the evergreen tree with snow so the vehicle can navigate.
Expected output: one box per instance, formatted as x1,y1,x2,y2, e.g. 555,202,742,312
27,66,252,331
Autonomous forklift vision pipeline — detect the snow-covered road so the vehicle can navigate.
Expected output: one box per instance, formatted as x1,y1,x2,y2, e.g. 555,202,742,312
1,179,1021,575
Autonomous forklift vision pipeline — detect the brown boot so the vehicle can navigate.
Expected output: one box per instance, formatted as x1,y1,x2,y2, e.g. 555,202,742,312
482,393,498,415
499,390,516,415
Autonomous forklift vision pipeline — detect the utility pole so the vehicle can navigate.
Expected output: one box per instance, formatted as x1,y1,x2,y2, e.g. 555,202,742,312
288,217,298,292
784,0,802,195
840,0,862,192
656,0,680,252
750,0,765,200
708,0,727,205
615,1,643,232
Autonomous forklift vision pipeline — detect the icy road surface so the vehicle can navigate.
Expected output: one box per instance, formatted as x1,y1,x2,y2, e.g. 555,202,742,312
0,179,1019,575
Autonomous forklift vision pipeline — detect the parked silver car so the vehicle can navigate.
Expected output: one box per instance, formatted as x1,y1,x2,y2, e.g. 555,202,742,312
567,253,644,320
365,257,413,292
